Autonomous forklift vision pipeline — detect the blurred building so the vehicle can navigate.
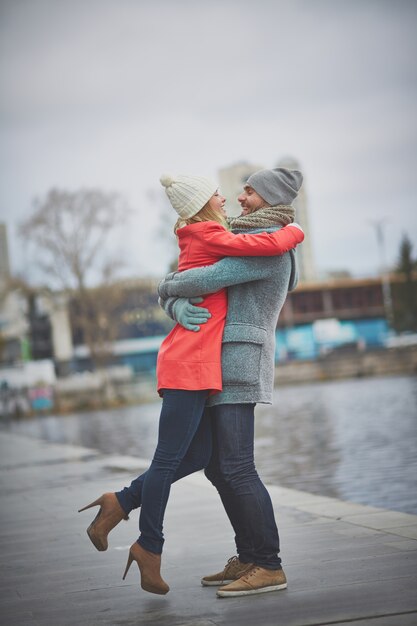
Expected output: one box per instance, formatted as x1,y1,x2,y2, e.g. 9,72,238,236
0,288,29,364
280,277,386,327
0,223,10,284
276,276,390,360
277,156,316,283
67,277,172,374
27,293,54,361
40,293,73,376
0,225,28,364
218,158,316,283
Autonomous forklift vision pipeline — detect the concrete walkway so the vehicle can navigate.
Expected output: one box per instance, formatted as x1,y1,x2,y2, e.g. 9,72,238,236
0,430,416,626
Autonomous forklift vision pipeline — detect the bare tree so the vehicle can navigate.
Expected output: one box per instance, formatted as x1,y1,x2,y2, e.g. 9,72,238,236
20,188,130,370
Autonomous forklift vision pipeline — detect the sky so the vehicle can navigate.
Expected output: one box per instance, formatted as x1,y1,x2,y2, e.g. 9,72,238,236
0,0,416,283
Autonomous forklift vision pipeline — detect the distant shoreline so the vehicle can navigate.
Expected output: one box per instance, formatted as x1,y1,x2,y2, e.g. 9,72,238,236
275,344,417,386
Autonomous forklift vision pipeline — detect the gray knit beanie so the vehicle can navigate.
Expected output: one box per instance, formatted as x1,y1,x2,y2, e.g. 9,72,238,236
160,173,217,219
246,167,303,205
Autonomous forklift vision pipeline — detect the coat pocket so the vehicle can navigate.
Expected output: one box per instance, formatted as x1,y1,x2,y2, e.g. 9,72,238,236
221,324,267,385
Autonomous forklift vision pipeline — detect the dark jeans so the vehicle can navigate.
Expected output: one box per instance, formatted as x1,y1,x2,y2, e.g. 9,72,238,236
116,400,281,568
205,403,281,569
116,389,211,554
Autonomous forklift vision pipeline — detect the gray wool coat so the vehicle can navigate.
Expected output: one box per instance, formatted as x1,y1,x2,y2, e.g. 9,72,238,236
158,226,298,407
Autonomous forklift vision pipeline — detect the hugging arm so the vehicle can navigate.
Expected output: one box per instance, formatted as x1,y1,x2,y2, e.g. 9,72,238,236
159,252,299,329
158,255,278,300
158,257,272,329
201,221,303,256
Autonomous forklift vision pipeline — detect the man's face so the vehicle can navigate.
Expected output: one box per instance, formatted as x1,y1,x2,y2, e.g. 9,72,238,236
237,186,267,215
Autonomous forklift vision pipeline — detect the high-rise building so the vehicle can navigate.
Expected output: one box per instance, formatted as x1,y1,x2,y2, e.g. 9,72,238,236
218,158,316,283
0,222,10,283
277,157,316,283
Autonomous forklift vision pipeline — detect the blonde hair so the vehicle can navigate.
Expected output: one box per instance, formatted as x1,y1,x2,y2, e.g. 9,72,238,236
174,201,228,234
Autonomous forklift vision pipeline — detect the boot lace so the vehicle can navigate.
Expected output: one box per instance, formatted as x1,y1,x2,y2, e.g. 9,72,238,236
240,565,261,582
222,556,254,583
223,556,239,580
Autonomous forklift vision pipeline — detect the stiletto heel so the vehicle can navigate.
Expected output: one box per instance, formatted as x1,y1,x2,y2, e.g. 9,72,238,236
122,542,169,595
122,551,134,580
78,497,103,512
78,492,129,551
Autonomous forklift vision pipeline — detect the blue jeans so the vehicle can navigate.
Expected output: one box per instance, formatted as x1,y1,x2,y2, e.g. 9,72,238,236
116,389,211,554
205,403,281,569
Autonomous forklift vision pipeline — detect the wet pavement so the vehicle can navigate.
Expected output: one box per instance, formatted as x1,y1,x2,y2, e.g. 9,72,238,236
1,430,417,626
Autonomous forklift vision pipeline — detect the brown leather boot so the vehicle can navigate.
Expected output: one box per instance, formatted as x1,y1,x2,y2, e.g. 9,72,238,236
123,542,169,595
78,492,129,551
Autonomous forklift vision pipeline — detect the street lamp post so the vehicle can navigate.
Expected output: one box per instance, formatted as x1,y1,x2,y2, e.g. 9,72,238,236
370,220,394,328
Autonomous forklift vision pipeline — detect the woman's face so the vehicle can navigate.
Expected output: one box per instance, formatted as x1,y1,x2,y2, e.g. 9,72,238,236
208,191,227,217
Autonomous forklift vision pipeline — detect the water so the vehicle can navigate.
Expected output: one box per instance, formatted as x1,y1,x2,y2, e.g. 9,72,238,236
2,375,417,514
254,375,417,514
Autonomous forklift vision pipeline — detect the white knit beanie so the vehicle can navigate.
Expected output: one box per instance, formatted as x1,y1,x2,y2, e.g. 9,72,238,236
160,173,218,219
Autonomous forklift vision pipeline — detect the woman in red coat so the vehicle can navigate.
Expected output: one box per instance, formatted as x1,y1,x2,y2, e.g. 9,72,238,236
79,173,304,595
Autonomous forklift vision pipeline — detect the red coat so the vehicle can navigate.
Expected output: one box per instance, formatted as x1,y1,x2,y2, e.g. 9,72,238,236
156,221,303,394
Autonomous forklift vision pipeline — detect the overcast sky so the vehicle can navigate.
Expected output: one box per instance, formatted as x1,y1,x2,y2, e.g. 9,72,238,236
1,0,416,283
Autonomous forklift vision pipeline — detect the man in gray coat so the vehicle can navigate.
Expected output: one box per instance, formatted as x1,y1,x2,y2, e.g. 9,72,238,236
158,167,303,597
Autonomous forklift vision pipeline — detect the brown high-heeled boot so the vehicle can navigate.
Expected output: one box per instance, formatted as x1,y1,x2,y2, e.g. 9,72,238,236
122,542,169,595
78,492,129,551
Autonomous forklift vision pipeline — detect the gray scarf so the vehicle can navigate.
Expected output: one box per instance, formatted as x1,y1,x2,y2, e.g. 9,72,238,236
227,205,295,231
